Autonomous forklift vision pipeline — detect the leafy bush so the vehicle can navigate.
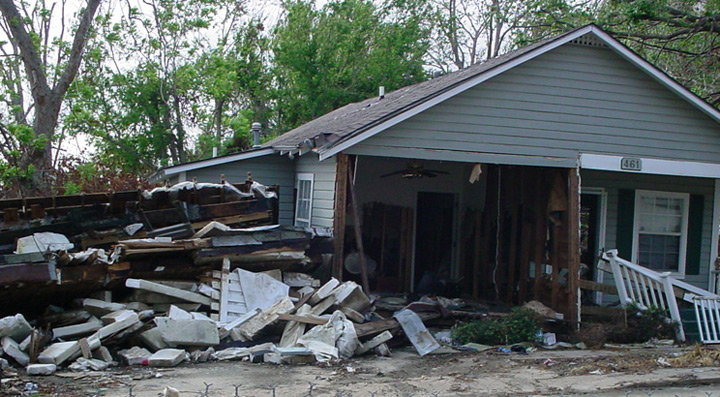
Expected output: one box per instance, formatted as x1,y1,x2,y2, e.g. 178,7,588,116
452,308,540,345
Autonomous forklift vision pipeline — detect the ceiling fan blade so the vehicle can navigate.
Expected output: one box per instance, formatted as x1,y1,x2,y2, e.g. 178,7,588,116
380,170,406,178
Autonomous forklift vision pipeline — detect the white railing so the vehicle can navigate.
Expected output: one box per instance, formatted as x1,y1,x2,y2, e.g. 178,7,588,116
600,250,686,341
691,296,720,344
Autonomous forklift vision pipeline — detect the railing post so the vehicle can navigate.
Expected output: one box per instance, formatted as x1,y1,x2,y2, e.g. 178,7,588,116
661,273,686,342
605,250,630,307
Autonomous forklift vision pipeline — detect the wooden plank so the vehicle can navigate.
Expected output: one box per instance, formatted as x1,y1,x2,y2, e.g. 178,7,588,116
125,278,213,305
577,279,617,294
567,168,580,324
333,153,349,281
348,156,371,294
277,313,328,325
354,312,440,338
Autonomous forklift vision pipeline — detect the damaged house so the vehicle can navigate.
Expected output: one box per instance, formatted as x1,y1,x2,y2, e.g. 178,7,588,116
152,24,720,328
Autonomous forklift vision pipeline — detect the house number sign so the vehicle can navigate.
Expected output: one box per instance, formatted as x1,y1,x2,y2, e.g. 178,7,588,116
620,157,642,171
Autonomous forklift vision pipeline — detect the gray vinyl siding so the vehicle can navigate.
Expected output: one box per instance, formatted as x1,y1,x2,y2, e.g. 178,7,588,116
296,154,337,229
179,155,295,225
351,43,720,166
581,170,714,290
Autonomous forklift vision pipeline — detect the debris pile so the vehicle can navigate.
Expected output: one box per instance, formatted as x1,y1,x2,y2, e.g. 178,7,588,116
0,262,446,375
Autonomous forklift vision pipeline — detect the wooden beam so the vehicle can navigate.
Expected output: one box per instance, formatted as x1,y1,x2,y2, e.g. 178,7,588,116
567,168,581,324
577,279,617,294
333,153,349,281
348,156,371,294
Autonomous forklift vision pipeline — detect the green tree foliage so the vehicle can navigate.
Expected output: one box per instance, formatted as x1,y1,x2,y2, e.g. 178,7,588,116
272,0,429,131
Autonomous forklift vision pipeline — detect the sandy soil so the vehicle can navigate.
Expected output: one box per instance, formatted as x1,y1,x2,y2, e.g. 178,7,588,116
5,345,720,396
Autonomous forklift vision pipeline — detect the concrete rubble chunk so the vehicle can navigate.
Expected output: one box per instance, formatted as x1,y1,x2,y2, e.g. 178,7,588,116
139,328,169,352
0,314,32,342
94,311,139,340
100,309,137,325
213,347,250,361
69,357,109,372
19,333,32,352
52,317,102,340
309,278,340,305
168,305,193,320
190,347,214,363
26,363,56,376
355,331,393,355
374,343,391,357
148,348,187,367
264,352,315,365
92,346,114,363
125,302,151,312
118,346,152,365
2,336,30,366
154,318,219,347
334,281,371,312
235,297,294,340
83,298,126,317
125,279,213,306
38,341,78,366
0,358,8,370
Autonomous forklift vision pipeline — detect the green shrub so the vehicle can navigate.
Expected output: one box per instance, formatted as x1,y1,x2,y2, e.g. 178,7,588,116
607,304,678,343
452,308,540,345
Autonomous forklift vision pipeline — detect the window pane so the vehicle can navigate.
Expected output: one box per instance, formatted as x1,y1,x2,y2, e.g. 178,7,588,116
638,234,680,271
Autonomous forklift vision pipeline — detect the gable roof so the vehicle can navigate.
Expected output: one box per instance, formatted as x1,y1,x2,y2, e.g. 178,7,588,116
155,23,720,178
267,23,720,161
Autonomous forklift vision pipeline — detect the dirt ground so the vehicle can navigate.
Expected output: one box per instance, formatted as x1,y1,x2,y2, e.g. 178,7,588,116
5,344,720,396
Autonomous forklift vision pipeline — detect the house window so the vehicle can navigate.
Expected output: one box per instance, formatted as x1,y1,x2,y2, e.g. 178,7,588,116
294,173,314,227
633,190,689,275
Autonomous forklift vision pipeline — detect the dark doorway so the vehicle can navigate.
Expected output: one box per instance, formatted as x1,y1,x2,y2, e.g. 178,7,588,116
580,193,601,285
414,192,455,291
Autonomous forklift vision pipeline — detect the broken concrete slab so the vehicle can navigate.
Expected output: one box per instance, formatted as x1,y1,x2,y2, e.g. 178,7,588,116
93,311,139,340
26,363,56,376
340,307,365,323
38,341,78,366
334,281,371,312
154,318,219,347
235,297,294,340
309,278,340,305
69,357,109,372
139,328,168,352
190,347,214,363
100,309,137,325
2,336,29,366
0,314,32,342
213,347,250,361
126,279,213,306
148,348,186,367
168,305,193,320
355,331,393,355
52,317,102,340
118,346,152,365
83,298,126,317
92,346,113,363
125,302,151,312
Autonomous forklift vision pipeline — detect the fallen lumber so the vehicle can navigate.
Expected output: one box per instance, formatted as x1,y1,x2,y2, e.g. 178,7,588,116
353,311,441,338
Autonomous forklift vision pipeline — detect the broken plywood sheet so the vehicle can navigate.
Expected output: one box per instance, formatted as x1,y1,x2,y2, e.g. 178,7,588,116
235,297,294,340
393,309,439,356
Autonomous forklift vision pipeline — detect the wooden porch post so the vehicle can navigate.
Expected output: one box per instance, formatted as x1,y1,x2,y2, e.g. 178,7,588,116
567,167,581,324
332,153,349,281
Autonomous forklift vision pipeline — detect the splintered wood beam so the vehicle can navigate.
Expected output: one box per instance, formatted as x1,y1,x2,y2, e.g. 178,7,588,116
333,153,349,281
567,168,581,324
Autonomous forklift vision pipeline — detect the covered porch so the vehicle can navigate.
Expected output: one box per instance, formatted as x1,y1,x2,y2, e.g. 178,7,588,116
330,153,582,322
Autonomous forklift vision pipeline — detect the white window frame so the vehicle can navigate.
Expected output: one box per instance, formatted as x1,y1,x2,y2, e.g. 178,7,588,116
294,173,314,227
632,190,690,277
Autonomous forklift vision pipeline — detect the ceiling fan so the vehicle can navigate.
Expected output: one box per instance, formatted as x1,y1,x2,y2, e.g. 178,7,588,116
380,162,450,179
